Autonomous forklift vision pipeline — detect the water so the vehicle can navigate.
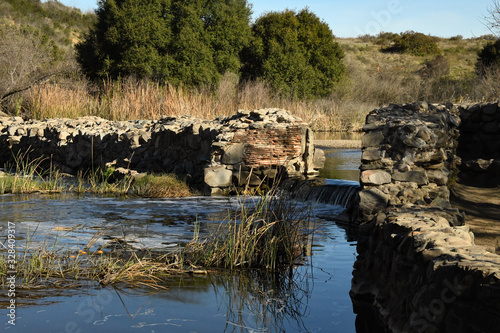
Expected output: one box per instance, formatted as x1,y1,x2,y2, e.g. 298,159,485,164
0,148,361,332
319,148,361,181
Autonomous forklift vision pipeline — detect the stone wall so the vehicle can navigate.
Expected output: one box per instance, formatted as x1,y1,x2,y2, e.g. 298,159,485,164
457,103,500,186
0,109,324,194
357,101,460,224
352,102,500,333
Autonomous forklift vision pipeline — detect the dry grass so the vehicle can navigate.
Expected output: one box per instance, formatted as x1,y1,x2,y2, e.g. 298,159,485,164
27,76,364,132
129,174,195,198
21,37,499,133
0,185,312,290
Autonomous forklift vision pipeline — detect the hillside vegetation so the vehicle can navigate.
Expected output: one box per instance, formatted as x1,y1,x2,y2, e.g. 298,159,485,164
1,0,499,132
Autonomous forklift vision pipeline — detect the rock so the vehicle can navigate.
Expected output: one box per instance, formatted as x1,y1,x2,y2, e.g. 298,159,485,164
358,188,388,216
362,131,385,147
483,103,498,115
204,166,234,188
233,170,261,187
313,148,326,169
362,148,382,162
361,170,392,185
392,170,429,185
426,169,449,186
221,143,246,165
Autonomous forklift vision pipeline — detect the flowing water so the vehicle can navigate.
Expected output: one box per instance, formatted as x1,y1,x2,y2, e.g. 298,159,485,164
1,148,362,333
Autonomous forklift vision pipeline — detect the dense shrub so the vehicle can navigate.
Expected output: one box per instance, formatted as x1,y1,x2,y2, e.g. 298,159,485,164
384,31,441,56
476,39,500,76
240,9,345,99
76,0,251,87
375,32,399,47
420,55,450,78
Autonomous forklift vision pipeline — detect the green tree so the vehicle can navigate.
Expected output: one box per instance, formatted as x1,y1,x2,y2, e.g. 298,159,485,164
76,0,251,87
240,9,345,99
476,39,500,76
384,31,440,56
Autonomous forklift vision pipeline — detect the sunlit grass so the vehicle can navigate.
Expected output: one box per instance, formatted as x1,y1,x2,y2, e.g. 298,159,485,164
0,150,63,195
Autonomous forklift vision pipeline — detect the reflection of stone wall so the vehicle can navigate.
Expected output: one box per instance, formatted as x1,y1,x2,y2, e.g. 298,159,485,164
352,102,500,333
0,109,324,194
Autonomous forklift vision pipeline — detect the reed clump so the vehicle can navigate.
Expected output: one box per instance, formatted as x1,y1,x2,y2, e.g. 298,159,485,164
0,150,63,195
183,189,314,271
129,174,194,198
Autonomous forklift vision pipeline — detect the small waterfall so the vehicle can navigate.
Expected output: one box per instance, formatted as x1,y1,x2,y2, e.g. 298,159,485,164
279,178,360,208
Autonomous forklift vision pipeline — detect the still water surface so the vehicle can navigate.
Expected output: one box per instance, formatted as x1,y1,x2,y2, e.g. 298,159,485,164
1,148,362,332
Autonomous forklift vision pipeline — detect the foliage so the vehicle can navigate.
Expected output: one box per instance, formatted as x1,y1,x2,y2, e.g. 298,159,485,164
130,174,194,197
76,0,252,87
0,0,92,112
420,55,450,79
240,9,345,99
384,31,441,56
476,39,500,76
183,190,312,271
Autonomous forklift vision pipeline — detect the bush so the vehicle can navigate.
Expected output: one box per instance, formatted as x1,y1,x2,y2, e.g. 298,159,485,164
240,9,345,99
384,31,441,56
0,24,69,106
76,0,251,87
375,31,399,46
420,55,450,79
476,39,500,76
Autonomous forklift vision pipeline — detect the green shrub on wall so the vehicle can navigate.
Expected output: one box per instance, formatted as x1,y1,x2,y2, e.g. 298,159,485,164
240,9,345,99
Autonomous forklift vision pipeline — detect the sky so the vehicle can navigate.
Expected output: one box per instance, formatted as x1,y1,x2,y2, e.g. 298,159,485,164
54,0,496,38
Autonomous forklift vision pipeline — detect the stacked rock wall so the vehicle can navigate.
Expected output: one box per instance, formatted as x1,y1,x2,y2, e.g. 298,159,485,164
357,101,460,223
457,102,500,186
352,102,500,333
0,109,324,194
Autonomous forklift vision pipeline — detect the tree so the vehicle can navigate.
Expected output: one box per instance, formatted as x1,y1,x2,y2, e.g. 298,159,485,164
240,9,345,99
484,0,500,36
0,24,70,105
76,0,252,87
476,39,500,76
383,31,440,56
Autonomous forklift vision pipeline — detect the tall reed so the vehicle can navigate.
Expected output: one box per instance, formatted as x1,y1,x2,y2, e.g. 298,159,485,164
183,187,314,271
27,76,362,132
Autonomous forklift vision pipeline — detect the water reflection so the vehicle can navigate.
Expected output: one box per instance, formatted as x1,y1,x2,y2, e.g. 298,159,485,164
319,148,361,181
1,197,357,332
1,148,362,332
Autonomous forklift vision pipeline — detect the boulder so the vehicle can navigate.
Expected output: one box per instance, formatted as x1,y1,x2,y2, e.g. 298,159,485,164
392,170,429,185
361,170,392,185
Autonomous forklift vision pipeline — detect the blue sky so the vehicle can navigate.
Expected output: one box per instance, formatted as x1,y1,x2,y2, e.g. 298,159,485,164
54,0,495,38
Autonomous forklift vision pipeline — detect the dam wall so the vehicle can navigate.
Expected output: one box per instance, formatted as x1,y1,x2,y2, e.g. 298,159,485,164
352,102,500,333
0,109,324,194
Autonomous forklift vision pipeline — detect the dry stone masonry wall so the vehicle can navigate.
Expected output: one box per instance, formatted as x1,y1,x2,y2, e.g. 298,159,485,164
0,109,324,194
352,102,500,333
457,102,500,186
